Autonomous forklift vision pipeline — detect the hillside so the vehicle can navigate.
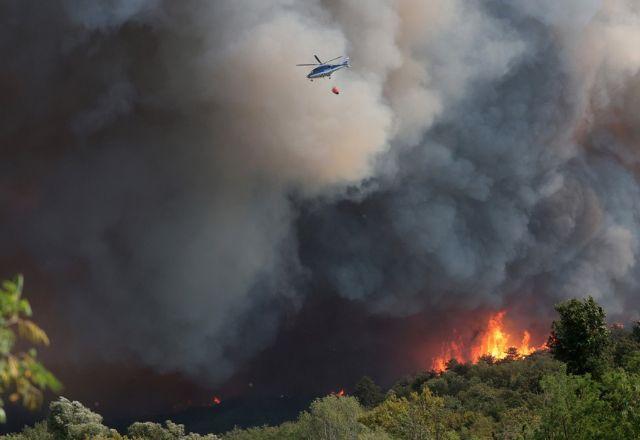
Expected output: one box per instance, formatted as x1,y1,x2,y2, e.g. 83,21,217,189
3,297,640,439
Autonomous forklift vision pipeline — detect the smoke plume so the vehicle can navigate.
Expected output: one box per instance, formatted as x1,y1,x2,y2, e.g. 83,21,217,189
3,0,640,385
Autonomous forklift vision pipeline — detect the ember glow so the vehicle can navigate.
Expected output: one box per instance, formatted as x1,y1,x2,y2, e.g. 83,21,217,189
431,311,544,372
212,396,221,405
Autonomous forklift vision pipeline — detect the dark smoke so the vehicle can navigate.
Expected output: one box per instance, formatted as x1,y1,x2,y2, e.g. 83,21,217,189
2,0,640,392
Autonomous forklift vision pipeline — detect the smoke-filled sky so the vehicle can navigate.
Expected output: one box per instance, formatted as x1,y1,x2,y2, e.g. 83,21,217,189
3,0,640,425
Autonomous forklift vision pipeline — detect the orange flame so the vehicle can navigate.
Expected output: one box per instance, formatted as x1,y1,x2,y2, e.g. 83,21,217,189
431,311,542,372
431,339,463,373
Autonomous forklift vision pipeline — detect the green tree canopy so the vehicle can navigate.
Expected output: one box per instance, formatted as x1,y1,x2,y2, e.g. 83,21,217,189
632,321,640,343
547,297,610,375
300,394,368,440
353,376,384,409
535,369,640,440
360,386,459,439
48,397,111,440
128,420,218,439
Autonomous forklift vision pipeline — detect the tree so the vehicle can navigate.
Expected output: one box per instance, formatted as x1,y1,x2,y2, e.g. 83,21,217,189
493,407,539,440
299,395,368,440
610,325,640,369
501,347,521,363
353,376,384,408
547,297,610,375
128,420,219,439
2,421,53,440
622,351,640,374
477,354,496,365
47,397,112,440
535,371,604,439
445,358,469,376
222,395,388,440
632,321,640,343
598,369,640,438
535,369,640,440
0,275,61,422
360,387,458,439
223,422,303,440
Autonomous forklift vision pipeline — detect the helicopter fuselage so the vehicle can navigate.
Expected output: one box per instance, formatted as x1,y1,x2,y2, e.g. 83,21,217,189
307,61,349,79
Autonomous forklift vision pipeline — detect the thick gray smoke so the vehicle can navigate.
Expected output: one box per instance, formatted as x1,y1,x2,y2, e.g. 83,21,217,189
3,0,640,383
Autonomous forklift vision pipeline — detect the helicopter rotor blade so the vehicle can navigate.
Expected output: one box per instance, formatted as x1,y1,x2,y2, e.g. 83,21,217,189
323,56,343,64
296,63,320,66
314,54,323,64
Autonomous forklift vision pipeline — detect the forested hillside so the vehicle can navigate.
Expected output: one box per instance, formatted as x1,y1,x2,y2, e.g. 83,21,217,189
3,297,640,439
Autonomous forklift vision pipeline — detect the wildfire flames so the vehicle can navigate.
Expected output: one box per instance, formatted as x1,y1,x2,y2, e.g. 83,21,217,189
212,396,221,405
431,311,544,372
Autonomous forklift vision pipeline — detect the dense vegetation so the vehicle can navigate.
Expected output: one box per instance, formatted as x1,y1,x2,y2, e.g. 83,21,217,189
3,293,640,439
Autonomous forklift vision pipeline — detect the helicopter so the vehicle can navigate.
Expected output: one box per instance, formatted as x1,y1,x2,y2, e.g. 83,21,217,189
296,55,350,81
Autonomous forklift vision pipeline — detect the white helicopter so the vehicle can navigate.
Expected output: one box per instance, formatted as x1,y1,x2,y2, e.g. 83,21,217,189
296,54,350,81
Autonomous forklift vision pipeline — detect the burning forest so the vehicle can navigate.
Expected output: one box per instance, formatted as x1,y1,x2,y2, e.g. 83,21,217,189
3,0,640,436
430,310,547,372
